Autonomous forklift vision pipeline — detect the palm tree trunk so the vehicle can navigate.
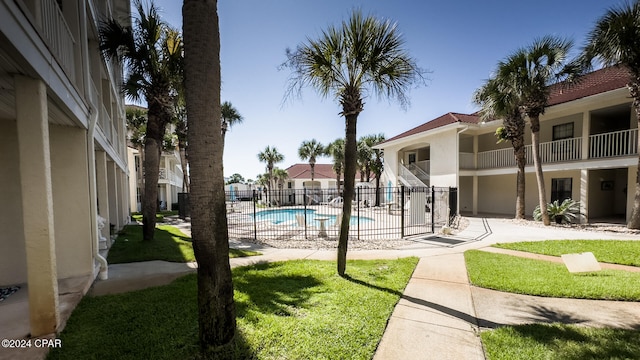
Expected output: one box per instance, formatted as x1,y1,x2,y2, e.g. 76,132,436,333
142,131,161,241
137,144,145,208
338,113,357,276
179,147,190,193
512,137,526,219
530,116,550,225
183,0,236,355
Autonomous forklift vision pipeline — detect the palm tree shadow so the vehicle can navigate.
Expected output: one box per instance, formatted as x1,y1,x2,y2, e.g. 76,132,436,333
233,262,322,317
520,305,587,325
343,275,503,328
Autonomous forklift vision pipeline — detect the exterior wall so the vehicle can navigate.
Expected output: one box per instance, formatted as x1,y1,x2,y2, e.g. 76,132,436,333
588,168,628,218
430,128,458,187
50,125,93,279
459,176,474,213
127,147,138,212
0,120,26,285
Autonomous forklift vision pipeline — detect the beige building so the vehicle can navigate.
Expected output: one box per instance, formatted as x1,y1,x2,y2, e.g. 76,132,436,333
377,67,636,222
127,133,185,212
0,0,130,340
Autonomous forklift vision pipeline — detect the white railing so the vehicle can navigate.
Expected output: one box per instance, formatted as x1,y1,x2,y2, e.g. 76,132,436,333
41,0,76,82
159,168,167,180
538,137,582,163
416,160,430,174
459,152,474,169
399,164,426,187
475,129,637,169
478,147,516,168
99,104,111,140
589,128,638,159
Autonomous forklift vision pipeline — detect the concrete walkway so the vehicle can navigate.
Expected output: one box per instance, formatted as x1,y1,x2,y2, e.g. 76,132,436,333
87,217,640,360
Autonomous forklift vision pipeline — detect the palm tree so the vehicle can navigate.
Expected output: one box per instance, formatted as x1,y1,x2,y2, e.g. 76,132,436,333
474,79,527,218
183,0,235,354
356,138,372,182
326,138,345,194
257,146,284,206
298,139,325,183
501,36,573,226
221,101,243,153
574,0,640,228
100,0,183,241
272,168,289,206
362,134,386,206
282,10,425,275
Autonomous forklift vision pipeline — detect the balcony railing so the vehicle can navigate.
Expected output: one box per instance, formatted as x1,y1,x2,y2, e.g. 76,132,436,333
589,128,638,159
41,0,76,82
472,129,637,170
459,152,474,169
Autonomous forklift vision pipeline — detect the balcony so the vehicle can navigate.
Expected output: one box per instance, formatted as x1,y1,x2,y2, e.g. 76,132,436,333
468,128,638,170
41,0,76,82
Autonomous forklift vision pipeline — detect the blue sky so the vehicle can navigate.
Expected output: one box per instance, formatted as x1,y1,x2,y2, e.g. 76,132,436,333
152,0,618,180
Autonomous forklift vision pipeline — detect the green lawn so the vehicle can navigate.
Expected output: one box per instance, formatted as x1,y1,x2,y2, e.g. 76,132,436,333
107,224,260,264
47,258,419,360
465,250,640,300
130,210,179,223
482,323,640,360
492,240,640,266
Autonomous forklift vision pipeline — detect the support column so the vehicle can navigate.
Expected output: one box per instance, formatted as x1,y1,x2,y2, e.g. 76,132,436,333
581,111,590,160
107,160,118,230
115,168,124,228
96,150,110,244
580,169,589,224
166,176,172,211
15,76,59,336
472,176,478,216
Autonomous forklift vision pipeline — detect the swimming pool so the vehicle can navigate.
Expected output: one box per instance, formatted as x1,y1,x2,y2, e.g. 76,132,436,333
253,208,373,226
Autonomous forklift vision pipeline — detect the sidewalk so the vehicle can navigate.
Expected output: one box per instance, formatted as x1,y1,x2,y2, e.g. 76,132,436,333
88,216,640,360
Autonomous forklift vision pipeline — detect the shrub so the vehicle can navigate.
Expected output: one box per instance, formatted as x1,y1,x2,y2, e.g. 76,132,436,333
533,199,580,224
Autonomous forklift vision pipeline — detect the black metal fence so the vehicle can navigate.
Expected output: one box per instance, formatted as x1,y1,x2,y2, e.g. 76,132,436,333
224,186,457,241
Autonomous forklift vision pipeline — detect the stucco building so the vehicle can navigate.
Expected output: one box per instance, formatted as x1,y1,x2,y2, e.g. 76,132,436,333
0,0,130,340
377,66,636,222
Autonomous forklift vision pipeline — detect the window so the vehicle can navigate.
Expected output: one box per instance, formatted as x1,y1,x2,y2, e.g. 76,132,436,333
408,153,416,164
551,178,572,203
553,122,574,141
552,123,574,157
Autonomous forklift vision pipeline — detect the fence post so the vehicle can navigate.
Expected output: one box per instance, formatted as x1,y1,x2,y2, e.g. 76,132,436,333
303,188,308,239
400,185,405,238
431,186,435,233
357,186,361,240
252,190,257,240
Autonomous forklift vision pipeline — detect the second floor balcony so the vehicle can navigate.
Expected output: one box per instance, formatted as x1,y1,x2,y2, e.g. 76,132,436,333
461,128,638,170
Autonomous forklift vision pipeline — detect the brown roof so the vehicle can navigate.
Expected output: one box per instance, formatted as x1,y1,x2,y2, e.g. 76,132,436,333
383,66,631,144
286,163,338,180
547,66,631,106
384,112,480,143
285,163,371,180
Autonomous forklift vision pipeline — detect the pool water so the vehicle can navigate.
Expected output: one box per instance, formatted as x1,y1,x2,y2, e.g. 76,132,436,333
253,208,372,226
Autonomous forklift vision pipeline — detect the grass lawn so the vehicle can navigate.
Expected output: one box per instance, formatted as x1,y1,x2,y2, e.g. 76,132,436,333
482,323,640,360
492,240,640,266
130,210,179,222
107,224,260,264
465,250,640,300
47,258,418,360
